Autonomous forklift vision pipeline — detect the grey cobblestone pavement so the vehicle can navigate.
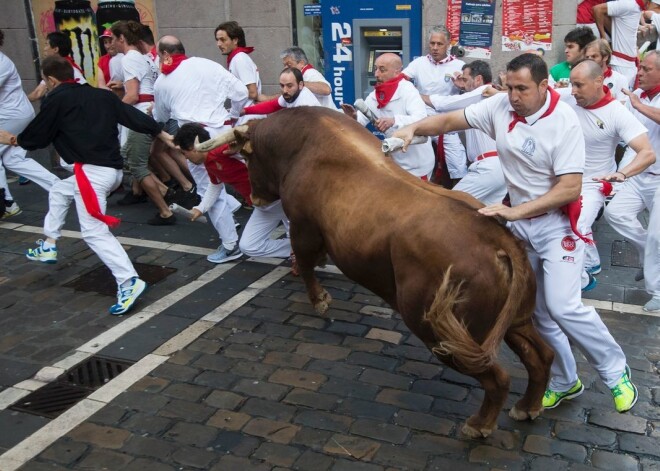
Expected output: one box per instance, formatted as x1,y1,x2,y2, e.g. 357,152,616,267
0,156,658,470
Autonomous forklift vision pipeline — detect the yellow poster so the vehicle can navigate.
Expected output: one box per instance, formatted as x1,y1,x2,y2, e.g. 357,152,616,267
30,0,158,86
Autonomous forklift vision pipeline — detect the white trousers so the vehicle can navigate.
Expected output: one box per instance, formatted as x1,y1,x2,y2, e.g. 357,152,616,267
239,199,291,258
453,157,507,205
443,132,468,179
44,175,75,240
510,211,626,390
187,161,238,245
0,116,59,193
579,180,607,271
74,164,137,286
604,173,660,296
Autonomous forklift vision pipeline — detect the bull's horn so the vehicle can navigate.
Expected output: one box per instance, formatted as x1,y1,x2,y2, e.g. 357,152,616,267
194,125,249,152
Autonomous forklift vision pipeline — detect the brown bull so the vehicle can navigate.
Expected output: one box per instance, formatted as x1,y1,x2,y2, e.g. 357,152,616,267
197,107,554,438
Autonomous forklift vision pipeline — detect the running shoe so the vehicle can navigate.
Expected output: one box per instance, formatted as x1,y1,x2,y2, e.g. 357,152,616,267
109,277,147,315
611,365,638,413
26,239,57,264
542,379,584,409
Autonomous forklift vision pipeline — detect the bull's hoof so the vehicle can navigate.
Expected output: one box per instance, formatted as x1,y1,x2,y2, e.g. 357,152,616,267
313,290,332,315
461,422,493,438
509,405,543,421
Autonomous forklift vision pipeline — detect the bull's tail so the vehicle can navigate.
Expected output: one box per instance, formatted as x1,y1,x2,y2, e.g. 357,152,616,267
424,249,528,375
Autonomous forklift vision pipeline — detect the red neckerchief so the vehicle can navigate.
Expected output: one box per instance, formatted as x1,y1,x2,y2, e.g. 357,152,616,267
427,54,455,66
148,46,157,62
65,55,83,74
508,87,560,132
641,84,660,100
227,46,254,67
374,73,406,108
73,163,121,228
161,54,188,75
60,79,78,84
584,86,615,109
301,64,314,74
603,67,613,78
635,0,645,10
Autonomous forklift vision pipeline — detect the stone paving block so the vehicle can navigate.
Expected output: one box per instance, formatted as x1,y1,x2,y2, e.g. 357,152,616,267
152,363,200,382
537,399,587,423
159,398,215,422
294,329,345,345
292,427,335,451
393,410,455,435
320,377,380,400
231,360,277,379
331,459,385,470
335,398,397,421
240,397,298,421
186,338,222,354
348,352,399,371
252,307,294,323
294,449,335,471
296,342,351,361
588,409,648,434
408,432,468,458
283,387,341,411
590,450,640,471
440,368,481,387
212,430,261,456
376,388,434,413
121,434,178,458
242,417,301,444
528,456,569,471
261,336,301,352
87,404,127,426
553,421,617,447
468,445,525,470
250,296,291,309
252,441,301,467
223,343,265,361
121,412,172,435
263,351,311,369
640,457,660,470
40,440,89,465
308,359,366,380
210,455,271,471
171,445,217,469
294,410,354,433
201,326,232,341
323,433,381,461
411,379,469,401
327,320,370,337
67,423,132,449
129,376,170,393
372,443,429,469
255,321,299,338
204,390,246,410
269,367,327,390
232,378,290,401
207,409,252,431
342,336,385,353
396,360,443,379
326,309,362,323
122,458,177,471
481,429,522,451
76,449,134,469
619,433,660,458
161,382,210,402
164,422,218,447
360,316,399,330
427,456,489,470
220,316,262,332
349,418,409,445
522,435,587,462
194,370,239,389
226,331,267,345
365,328,402,345
359,368,413,390
288,314,328,329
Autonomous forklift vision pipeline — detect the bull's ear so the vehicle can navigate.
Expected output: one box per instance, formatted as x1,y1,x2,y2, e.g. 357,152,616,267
233,127,253,154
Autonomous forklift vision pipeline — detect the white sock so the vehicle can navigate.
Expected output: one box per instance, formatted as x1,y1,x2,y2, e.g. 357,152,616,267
223,242,236,251
43,240,56,249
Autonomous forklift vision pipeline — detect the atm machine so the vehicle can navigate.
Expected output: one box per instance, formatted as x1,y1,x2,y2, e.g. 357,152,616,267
322,0,423,108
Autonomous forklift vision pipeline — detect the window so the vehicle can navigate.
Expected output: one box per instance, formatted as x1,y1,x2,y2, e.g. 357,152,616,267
292,0,324,73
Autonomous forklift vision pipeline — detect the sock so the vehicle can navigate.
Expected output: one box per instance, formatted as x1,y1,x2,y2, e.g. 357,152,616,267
120,277,136,288
42,240,56,249
223,242,236,252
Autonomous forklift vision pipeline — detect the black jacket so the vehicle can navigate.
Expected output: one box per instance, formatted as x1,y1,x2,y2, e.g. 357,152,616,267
17,83,162,169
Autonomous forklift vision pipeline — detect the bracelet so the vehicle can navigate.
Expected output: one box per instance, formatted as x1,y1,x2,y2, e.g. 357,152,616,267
616,171,627,180
9,135,17,146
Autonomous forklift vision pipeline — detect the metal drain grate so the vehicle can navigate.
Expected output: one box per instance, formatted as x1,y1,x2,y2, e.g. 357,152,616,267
9,355,135,419
63,262,177,296
611,240,642,268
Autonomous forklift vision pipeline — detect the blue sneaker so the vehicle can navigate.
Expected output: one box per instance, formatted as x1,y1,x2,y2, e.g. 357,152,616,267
109,277,147,315
18,176,30,185
582,273,597,292
26,239,58,264
207,245,242,264
586,264,601,275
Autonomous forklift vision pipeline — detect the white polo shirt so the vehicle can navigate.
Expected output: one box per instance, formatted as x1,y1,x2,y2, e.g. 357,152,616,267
109,53,124,82
560,92,646,178
608,0,642,68
121,49,158,112
464,91,585,206
403,55,464,115
302,66,338,110
359,79,435,177
605,68,631,98
0,52,34,120
229,51,261,104
627,89,660,174
277,86,320,108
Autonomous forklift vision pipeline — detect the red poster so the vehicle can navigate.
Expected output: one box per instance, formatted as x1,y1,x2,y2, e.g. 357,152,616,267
502,0,553,52
446,0,462,46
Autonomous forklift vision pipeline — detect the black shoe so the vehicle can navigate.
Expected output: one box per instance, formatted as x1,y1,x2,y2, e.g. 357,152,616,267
147,213,176,226
164,188,177,205
175,185,200,209
117,192,147,206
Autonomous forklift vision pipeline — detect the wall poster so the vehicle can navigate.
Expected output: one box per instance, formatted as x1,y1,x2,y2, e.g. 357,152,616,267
501,0,552,52
447,0,496,59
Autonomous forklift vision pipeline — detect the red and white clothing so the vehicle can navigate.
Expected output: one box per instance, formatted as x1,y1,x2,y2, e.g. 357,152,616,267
403,54,467,178
559,87,647,279
577,0,606,36
121,49,158,113
604,67,631,98
465,90,628,393
244,86,321,114
605,88,660,298
301,64,338,110
429,85,506,204
356,79,434,178
608,0,643,87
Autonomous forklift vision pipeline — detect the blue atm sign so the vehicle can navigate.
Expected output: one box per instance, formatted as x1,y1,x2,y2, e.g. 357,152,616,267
329,22,352,105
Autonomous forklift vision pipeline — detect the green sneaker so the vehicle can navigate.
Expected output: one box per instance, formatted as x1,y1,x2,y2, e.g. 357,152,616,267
542,379,584,409
610,365,638,413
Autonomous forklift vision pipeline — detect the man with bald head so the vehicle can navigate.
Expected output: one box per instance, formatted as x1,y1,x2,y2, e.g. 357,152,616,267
342,53,434,179
560,59,654,290
152,35,250,263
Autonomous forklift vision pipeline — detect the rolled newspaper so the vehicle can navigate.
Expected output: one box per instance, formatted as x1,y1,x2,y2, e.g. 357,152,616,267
169,203,208,223
381,136,428,153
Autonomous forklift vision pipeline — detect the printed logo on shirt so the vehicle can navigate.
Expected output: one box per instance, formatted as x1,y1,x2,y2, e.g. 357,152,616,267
444,74,452,83
521,137,536,157
607,82,613,89
561,236,576,252
596,118,605,130
562,255,575,263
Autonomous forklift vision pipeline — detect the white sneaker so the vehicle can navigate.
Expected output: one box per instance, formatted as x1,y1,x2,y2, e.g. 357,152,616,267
2,202,21,218
26,239,58,264
109,277,147,315
643,296,660,313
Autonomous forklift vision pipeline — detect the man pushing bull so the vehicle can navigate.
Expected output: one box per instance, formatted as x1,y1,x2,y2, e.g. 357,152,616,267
394,53,638,414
